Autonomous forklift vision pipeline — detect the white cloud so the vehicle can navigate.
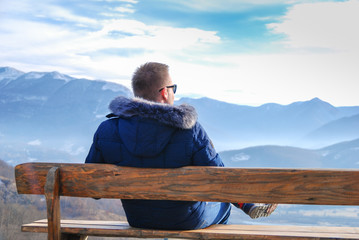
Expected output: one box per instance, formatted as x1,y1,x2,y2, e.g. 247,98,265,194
40,5,97,25
268,0,359,53
113,6,135,13
96,0,138,2
121,0,138,3
1,19,73,50
164,0,321,12
28,140,42,146
1,0,220,53
0,12,221,79
0,0,97,25
62,143,86,156
90,19,220,51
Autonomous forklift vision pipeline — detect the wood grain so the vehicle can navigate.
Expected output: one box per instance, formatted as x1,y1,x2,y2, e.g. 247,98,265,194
44,167,61,240
22,219,359,239
15,163,359,205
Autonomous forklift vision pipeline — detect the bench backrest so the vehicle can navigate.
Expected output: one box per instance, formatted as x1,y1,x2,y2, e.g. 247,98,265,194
15,162,359,205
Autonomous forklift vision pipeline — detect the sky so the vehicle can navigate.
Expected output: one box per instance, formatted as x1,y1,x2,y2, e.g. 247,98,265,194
0,0,358,106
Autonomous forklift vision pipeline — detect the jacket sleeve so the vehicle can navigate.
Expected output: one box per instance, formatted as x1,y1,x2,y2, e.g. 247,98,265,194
191,122,224,167
85,129,105,164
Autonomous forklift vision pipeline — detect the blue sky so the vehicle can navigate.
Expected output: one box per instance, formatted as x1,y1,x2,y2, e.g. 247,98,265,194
0,0,358,106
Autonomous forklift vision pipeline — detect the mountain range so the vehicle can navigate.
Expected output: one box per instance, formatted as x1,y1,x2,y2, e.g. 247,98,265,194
176,97,359,150
220,138,359,169
1,66,359,166
0,67,132,165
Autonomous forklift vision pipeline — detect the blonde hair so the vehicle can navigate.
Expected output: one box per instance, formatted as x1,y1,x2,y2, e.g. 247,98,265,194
132,62,169,101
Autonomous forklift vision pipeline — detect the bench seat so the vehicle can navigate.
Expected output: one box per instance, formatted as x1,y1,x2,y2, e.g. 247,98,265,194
22,219,359,239
15,163,359,239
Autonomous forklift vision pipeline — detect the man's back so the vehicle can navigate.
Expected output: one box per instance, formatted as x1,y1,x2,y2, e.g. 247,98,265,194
85,96,226,229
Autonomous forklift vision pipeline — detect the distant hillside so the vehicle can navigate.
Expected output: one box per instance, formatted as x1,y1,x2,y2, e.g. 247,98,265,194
0,159,46,240
219,138,359,169
220,145,322,168
318,138,359,167
0,158,14,179
177,97,359,150
303,114,359,147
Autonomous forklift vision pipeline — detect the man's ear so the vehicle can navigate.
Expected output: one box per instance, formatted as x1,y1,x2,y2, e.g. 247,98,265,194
161,88,168,100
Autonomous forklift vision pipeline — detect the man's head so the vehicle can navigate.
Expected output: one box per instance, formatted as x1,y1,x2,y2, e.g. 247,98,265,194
132,62,175,105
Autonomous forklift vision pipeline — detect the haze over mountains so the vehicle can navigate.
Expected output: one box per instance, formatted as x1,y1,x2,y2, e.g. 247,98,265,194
176,97,359,150
1,66,359,167
220,138,359,169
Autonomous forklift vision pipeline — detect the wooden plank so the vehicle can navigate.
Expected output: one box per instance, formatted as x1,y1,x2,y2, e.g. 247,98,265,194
44,167,61,240
16,163,67,195
21,220,359,239
15,163,359,205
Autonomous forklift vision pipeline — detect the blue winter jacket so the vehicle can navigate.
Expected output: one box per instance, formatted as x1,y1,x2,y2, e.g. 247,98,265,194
85,96,224,230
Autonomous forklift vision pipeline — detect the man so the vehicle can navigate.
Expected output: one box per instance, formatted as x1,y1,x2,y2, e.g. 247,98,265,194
85,62,276,230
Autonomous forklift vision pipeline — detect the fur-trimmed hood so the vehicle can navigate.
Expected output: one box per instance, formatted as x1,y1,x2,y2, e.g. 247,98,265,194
108,96,198,129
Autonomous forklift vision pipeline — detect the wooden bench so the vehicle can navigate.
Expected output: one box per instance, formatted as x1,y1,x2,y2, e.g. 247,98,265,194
15,162,359,240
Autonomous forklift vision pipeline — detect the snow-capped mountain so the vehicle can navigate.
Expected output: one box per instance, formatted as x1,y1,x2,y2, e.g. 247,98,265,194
0,67,25,87
0,67,133,165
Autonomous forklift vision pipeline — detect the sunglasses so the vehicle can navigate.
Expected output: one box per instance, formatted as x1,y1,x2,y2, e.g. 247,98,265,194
159,84,177,94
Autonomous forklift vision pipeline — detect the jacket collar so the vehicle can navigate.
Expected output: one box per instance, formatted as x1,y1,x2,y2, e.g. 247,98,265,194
107,96,198,129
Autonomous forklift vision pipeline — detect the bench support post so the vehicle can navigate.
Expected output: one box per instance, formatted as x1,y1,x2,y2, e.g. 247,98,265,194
45,167,61,240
